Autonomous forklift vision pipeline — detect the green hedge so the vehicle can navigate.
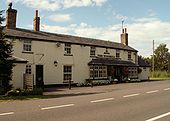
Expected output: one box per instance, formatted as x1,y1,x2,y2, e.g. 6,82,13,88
6,88,43,96
150,71,170,78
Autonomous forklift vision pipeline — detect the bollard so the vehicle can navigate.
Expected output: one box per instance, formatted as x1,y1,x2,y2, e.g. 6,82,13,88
69,79,71,89
91,80,93,88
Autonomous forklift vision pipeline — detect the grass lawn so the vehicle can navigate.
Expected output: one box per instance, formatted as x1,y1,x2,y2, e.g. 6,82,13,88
149,77,170,81
0,95,60,102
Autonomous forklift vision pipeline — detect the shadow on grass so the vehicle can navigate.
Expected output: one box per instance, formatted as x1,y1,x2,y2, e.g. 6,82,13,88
0,92,101,101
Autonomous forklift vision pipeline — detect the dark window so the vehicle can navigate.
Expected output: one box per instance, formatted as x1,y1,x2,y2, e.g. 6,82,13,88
116,50,120,58
89,66,107,78
128,51,131,60
23,40,32,52
64,43,71,55
90,47,96,56
63,66,72,82
26,65,31,74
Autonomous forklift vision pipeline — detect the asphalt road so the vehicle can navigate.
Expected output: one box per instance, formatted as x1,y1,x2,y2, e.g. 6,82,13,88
0,80,170,121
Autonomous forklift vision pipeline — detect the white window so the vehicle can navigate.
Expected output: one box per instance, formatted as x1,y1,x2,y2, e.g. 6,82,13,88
89,66,107,79
128,51,131,60
25,65,32,74
23,40,32,52
128,67,137,78
63,66,72,82
64,43,71,55
116,50,120,58
90,47,96,56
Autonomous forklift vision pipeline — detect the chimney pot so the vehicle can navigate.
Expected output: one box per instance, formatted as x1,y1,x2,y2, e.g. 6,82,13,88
125,28,127,33
36,10,38,17
33,10,40,31
120,28,128,45
6,2,17,29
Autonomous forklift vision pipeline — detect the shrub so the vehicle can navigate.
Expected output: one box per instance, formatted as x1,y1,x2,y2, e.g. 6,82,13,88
6,89,21,96
6,88,43,96
150,71,170,78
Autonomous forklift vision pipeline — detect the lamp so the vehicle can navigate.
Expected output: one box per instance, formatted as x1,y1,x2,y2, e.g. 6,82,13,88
54,61,58,66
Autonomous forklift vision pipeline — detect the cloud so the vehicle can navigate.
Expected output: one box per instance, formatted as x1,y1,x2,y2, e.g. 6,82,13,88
48,14,72,22
41,17,170,57
7,0,107,11
112,11,128,21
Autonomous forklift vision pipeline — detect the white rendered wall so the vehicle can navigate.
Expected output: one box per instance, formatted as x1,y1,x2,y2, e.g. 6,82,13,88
138,67,150,80
12,38,138,85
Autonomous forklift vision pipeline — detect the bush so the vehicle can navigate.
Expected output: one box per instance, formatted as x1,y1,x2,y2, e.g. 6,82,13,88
150,71,170,78
6,88,43,96
6,89,21,96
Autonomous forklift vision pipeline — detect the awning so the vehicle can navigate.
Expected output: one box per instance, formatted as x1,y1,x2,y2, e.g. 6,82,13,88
8,56,28,63
88,58,138,67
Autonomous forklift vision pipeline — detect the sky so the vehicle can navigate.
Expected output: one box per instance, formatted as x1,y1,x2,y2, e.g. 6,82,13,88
1,0,170,57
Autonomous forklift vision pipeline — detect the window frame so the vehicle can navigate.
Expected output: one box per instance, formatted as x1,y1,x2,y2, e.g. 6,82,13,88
63,65,72,82
128,51,132,60
25,64,32,74
90,46,96,57
89,66,107,79
116,50,120,59
64,43,72,55
23,40,32,52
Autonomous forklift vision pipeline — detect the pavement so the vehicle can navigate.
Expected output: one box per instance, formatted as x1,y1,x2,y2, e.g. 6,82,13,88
43,80,166,97
43,83,123,97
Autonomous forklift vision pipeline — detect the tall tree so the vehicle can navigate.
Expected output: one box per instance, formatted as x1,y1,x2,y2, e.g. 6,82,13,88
0,10,13,94
154,44,170,71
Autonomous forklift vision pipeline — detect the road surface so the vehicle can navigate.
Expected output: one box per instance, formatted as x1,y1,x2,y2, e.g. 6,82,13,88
0,80,170,121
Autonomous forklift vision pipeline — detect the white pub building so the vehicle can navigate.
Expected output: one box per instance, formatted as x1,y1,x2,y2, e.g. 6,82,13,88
2,3,150,89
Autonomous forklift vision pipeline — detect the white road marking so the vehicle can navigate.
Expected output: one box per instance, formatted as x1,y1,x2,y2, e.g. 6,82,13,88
0,112,14,116
41,104,75,110
146,90,159,94
123,93,140,98
146,112,170,121
164,88,170,91
91,98,114,103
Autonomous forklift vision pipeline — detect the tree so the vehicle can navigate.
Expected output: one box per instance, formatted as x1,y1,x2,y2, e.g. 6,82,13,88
153,44,170,71
0,10,13,94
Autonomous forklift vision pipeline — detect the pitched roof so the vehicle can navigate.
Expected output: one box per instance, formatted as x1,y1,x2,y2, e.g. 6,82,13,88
138,56,150,67
88,58,138,67
4,28,137,52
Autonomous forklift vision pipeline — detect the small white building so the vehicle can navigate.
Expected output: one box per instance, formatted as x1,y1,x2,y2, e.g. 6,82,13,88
138,56,150,81
3,4,149,89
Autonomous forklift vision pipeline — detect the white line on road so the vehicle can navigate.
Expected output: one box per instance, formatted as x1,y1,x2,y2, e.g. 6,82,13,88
146,112,170,121
146,90,159,94
41,104,75,110
123,93,140,98
0,112,14,116
91,98,114,103
164,88,170,91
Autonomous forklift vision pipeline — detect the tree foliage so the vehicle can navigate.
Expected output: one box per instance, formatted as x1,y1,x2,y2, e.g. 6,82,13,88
144,43,170,72
154,44,170,71
0,10,13,94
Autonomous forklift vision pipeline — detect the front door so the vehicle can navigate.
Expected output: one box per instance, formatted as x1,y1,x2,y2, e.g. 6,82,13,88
36,65,44,88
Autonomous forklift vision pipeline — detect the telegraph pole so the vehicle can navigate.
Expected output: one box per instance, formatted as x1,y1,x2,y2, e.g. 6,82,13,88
152,40,155,77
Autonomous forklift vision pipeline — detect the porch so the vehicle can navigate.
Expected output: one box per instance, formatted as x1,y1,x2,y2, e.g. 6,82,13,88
88,58,138,83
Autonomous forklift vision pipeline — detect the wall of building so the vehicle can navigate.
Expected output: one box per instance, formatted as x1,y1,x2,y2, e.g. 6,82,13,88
12,63,26,89
138,67,150,80
12,38,138,85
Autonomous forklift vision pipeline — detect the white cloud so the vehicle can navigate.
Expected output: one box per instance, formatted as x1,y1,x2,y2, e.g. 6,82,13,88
41,17,170,57
7,0,107,11
48,14,72,22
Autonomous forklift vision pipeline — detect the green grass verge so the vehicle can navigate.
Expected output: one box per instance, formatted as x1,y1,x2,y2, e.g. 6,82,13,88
149,78,170,81
0,95,60,102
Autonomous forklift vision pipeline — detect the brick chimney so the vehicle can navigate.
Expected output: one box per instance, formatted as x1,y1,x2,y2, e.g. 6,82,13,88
33,10,40,31
6,2,17,29
121,28,128,45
